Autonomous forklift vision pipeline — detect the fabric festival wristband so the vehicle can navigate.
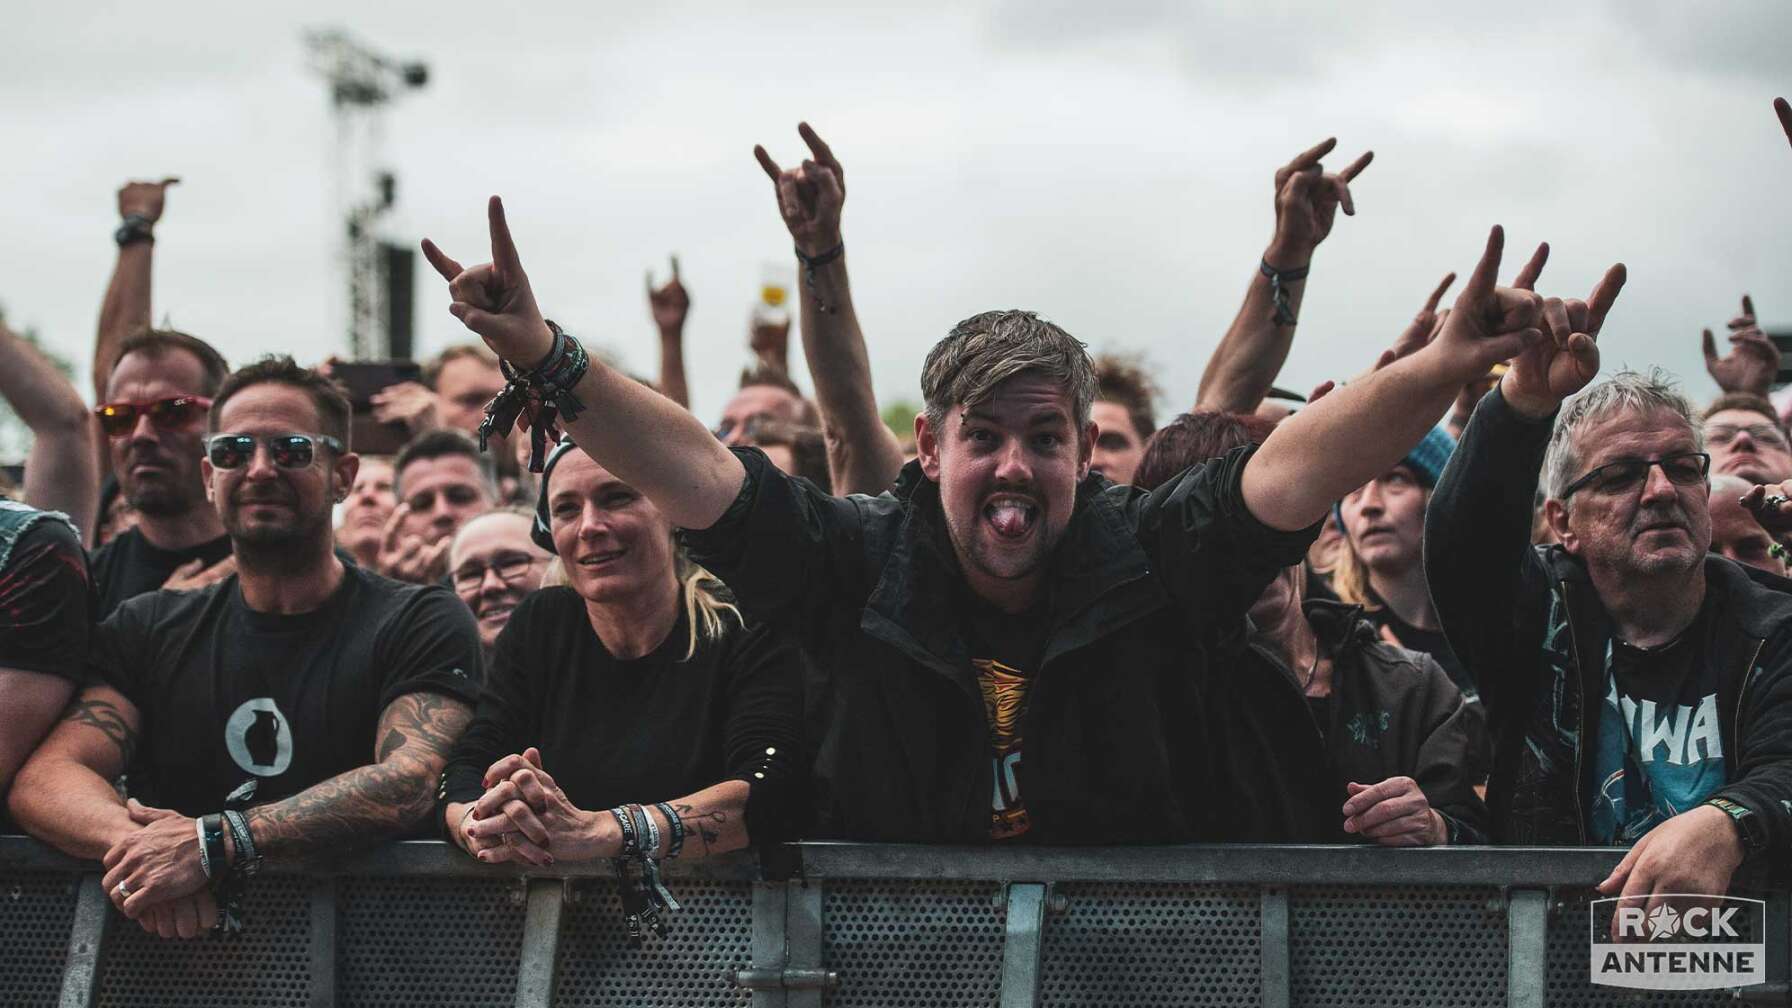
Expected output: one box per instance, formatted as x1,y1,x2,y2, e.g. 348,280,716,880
222,810,261,876
641,805,662,860
1260,257,1310,327
655,802,685,859
610,806,638,857
628,805,654,859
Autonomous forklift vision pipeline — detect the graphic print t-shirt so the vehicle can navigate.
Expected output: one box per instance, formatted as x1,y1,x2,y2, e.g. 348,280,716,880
1589,607,1727,843
963,596,1049,841
88,564,482,815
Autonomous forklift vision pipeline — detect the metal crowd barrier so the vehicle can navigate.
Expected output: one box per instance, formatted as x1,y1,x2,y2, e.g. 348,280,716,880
2,835,1786,1007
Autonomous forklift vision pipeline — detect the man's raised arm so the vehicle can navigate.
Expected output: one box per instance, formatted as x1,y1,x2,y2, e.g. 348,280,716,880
754,123,904,495
422,197,744,531
1196,138,1371,414
1241,226,1622,531
0,315,99,537
93,178,176,401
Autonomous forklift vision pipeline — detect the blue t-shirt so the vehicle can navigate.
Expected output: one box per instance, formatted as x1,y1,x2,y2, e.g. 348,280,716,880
1589,613,1727,843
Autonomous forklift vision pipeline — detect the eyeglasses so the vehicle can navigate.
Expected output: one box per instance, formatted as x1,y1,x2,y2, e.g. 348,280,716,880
713,413,775,443
1559,452,1710,499
1705,422,1791,451
206,433,344,471
451,552,541,591
94,395,212,438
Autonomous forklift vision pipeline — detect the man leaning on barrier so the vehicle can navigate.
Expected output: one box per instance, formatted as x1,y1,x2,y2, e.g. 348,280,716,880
9,357,483,939
1427,263,1792,900
424,185,1551,844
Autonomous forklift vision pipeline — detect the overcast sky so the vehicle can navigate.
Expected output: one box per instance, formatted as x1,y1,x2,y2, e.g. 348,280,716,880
3,0,1788,433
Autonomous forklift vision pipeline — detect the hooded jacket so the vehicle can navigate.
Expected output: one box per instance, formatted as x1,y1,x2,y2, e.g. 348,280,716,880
678,445,1318,844
1426,386,1792,879
1207,600,1489,844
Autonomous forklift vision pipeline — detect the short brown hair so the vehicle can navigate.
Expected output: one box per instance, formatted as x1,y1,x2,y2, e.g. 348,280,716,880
1094,353,1159,441
1704,392,1783,430
737,363,819,426
1133,411,1276,490
394,428,497,499
424,343,499,389
114,328,230,396
209,355,351,447
749,421,831,491
921,310,1094,431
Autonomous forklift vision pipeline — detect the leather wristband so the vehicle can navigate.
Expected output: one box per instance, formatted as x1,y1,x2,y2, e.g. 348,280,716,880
1260,257,1310,327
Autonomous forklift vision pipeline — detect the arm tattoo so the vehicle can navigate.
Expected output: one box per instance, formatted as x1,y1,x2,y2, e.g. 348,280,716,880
245,692,471,865
674,803,725,857
59,697,138,769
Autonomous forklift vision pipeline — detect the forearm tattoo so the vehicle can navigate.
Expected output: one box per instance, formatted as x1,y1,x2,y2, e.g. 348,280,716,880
246,692,471,864
673,803,727,856
59,697,138,769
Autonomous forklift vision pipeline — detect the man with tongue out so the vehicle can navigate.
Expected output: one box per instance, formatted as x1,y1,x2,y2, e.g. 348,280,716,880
423,172,1552,842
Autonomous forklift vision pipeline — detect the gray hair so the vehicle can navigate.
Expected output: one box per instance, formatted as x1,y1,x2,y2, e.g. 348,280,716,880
920,310,1095,432
1541,368,1703,502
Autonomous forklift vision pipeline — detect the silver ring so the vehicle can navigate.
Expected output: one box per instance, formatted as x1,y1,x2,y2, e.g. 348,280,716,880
115,881,132,899
1765,494,1790,508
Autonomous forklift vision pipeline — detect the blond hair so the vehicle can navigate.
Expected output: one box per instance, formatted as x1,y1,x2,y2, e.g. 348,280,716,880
675,546,742,661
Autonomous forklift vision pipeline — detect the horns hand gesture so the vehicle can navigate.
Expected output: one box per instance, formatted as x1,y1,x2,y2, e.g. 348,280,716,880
754,122,844,257
1491,234,1626,418
421,196,553,367
1271,137,1373,259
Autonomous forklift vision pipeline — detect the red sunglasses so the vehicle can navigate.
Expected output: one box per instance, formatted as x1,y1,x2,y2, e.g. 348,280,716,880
93,395,213,438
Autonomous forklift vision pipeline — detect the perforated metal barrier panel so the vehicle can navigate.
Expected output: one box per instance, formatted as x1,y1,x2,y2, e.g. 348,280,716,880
3,838,1786,1008
0,870,81,1005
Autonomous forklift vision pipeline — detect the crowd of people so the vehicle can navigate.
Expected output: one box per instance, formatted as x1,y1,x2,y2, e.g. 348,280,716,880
1,98,1790,943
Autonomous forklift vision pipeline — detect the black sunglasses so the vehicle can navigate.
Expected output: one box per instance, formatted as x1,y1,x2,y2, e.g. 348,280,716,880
206,433,345,471
1559,452,1710,499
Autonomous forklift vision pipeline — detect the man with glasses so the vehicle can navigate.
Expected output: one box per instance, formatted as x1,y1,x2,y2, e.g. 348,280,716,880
12,356,481,939
89,329,233,615
1429,358,1792,899
447,508,549,656
1703,393,1792,487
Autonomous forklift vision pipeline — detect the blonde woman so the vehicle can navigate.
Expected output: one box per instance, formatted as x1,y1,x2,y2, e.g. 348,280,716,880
438,439,803,882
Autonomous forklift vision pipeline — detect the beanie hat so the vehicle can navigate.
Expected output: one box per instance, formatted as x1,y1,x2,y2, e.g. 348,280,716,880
1332,426,1457,532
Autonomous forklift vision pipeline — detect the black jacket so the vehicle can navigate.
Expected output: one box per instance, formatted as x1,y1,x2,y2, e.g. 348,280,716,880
679,445,1318,843
1209,601,1489,844
1426,386,1792,877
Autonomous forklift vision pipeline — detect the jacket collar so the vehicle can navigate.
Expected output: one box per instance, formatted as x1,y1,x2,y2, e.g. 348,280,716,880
861,461,1160,681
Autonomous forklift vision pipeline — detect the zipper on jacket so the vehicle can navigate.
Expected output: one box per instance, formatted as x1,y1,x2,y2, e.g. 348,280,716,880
1733,639,1765,780
1559,580,1588,843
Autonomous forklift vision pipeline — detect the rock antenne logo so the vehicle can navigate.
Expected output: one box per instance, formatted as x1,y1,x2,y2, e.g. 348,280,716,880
1590,895,1766,991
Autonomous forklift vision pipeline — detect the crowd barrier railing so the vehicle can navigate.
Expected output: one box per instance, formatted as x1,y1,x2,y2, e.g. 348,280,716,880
2,835,1787,1007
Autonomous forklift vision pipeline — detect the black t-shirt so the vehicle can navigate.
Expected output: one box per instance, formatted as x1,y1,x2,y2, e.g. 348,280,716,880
439,587,804,832
90,526,232,618
961,593,1049,842
1590,604,1726,842
90,564,482,815
1,515,91,681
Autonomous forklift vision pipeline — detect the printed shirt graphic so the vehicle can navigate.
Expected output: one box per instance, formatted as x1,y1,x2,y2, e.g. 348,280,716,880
1589,627,1727,843
974,658,1033,840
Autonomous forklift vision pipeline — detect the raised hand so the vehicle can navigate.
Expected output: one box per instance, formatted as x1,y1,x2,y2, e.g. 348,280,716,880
375,503,451,584
421,196,553,367
1270,137,1373,261
647,255,690,332
1375,272,1456,370
1487,233,1625,418
1740,478,1792,537
1703,295,1779,397
754,122,844,256
118,178,179,224
370,380,443,434
1426,227,1554,387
